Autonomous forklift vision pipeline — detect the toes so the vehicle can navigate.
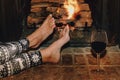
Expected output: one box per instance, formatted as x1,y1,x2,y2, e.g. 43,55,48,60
43,14,52,24
66,25,70,33
63,25,69,33
59,25,70,38
46,14,53,21
49,18,56,28
41,14,55,29
46,14,56,28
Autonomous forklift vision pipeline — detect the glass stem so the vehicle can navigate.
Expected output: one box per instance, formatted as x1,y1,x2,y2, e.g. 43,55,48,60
97,53,100,71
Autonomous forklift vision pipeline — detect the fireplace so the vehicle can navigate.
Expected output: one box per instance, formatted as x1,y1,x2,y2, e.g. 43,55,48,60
0,0,120,47
25,0,93,47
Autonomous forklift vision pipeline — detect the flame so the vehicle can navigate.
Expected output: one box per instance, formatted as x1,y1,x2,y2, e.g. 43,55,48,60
64,0,80,19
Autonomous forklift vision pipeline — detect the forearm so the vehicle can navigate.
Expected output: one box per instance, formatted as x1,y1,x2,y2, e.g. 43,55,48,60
0,50,42,78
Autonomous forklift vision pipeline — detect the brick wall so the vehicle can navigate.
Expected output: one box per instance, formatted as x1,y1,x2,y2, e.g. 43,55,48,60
28,0,92,28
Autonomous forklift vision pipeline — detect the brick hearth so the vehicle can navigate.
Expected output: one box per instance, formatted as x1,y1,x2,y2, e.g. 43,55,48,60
1,46,120,80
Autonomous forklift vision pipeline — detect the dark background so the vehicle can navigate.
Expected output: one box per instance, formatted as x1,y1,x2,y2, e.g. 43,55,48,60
0,0,31,42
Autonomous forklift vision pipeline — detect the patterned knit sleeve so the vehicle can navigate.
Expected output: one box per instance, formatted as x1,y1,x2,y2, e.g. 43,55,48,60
0,50,42,78
0,38,29,64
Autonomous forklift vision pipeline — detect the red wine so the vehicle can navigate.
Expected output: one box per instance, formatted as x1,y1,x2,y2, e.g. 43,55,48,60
91,42,106,53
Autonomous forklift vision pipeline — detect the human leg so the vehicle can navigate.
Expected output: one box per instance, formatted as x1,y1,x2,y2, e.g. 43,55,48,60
0,25,70,78
40,25,70,63
0,50,42,78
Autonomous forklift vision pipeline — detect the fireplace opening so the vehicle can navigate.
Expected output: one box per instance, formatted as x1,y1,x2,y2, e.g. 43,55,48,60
25,0,93,47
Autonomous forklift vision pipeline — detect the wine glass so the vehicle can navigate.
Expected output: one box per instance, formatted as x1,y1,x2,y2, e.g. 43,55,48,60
91,29,108,73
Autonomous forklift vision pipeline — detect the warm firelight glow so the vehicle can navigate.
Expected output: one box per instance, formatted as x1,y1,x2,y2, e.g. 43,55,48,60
64,0,80,19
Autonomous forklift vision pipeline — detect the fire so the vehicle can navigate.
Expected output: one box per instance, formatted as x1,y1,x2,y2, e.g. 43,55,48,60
64,0,80,19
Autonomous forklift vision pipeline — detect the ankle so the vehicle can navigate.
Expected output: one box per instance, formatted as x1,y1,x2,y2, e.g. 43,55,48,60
40,47,60,63
40,48,51,62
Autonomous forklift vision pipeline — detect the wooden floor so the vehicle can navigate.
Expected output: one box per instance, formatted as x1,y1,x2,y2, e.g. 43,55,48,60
1,46,120,80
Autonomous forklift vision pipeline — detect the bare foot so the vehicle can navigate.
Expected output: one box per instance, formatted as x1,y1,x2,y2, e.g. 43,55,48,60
40,25,70,63
27,14,56,48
